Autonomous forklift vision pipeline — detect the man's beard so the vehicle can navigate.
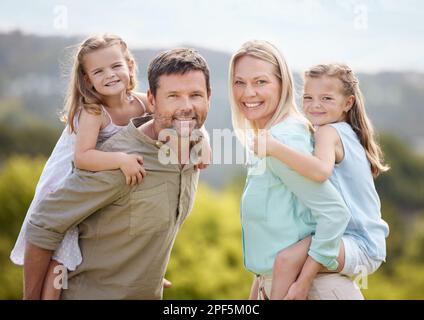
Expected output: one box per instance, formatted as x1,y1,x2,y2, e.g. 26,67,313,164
154,111,202,137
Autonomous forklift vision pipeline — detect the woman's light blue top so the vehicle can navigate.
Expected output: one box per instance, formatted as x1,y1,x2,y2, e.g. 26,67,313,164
241,116,351,275
328,122,389,261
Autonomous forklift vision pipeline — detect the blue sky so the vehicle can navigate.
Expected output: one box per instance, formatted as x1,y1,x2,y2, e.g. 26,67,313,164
1,0,423,72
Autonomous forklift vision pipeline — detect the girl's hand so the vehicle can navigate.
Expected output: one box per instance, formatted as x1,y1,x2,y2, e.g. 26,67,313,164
251,129,276,158
119,153,146,186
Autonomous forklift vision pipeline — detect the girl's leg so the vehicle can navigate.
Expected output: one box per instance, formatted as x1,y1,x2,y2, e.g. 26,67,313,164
270,236,312,299
40,259,63,300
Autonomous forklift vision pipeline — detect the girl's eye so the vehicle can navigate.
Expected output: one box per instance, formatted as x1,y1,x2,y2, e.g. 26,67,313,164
234,80,244,86
303,96,312,100
113,64,123,68
323,96,333,101
94,70,102,75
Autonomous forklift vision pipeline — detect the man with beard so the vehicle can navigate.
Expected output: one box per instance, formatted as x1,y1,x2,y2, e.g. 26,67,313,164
24,48,211,300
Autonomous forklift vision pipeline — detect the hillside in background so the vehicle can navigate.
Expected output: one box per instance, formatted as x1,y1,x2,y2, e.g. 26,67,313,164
1,30,424,186
1,31,424,300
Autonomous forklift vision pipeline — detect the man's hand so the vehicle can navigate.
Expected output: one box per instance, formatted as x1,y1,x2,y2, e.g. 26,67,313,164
283,280,311,300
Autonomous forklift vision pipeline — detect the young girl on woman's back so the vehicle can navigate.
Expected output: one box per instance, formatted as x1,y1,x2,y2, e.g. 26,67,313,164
254,63,390,299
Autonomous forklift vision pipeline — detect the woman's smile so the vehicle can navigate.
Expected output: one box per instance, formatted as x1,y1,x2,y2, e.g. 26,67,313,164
233,55,281,129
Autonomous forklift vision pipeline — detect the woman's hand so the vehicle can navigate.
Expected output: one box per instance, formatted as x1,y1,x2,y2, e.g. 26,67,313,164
283,280,311,300
118,153,146,186
251,129,277,158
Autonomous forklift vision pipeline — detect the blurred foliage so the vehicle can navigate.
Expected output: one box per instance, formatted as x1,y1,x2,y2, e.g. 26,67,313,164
0,133,424,299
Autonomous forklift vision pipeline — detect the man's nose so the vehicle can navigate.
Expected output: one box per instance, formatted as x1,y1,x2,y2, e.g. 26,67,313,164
179,96,194,111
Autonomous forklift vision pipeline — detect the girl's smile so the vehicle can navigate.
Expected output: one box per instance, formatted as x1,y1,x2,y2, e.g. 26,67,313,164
83,45,133,98
303,76,354,126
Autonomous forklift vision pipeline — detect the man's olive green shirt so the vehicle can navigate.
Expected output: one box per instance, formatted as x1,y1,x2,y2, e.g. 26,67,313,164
25,116,199,299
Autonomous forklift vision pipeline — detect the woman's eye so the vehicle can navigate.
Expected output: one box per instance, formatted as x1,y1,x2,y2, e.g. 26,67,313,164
323,96,333,101
303,96,312,100
94,70,102,75
234,80,244,86
256,80,267,85
113,64,123,68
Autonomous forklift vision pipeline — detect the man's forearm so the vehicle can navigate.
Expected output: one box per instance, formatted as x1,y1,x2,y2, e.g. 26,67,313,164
23,241,53,300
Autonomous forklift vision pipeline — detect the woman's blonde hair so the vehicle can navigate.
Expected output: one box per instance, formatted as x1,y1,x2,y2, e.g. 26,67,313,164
61,33,137,133
304,63,389,177
228,40,312,146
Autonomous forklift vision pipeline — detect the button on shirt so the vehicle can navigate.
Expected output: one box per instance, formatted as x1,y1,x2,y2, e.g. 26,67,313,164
25,116,200,299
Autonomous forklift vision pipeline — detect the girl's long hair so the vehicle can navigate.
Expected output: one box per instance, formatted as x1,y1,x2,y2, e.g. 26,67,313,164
61,33,137,133
305,64,389,177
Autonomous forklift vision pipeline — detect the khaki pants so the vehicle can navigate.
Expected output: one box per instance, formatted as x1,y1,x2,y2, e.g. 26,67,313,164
257,273,364,300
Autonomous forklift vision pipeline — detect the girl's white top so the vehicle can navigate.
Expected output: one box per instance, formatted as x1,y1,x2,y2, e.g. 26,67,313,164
10,96,145,270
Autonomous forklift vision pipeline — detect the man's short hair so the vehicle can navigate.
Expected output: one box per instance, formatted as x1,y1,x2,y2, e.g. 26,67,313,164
148,48,211,96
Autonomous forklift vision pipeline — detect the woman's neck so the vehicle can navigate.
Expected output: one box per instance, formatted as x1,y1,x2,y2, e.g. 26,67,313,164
255,112,291,129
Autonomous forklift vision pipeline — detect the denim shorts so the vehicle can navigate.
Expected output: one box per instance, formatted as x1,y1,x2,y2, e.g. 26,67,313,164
340,235,383,277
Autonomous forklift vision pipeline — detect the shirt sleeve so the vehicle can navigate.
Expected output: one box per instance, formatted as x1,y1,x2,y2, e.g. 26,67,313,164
267,131,351,270
25,169,128,251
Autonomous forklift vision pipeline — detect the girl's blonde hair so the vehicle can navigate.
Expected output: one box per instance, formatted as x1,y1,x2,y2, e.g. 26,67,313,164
305,63,389,177
228,40,312,146
61,33,137,133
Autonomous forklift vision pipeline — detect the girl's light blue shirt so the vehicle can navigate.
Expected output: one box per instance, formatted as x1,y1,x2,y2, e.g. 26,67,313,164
241,116,351,275
328,122,389,261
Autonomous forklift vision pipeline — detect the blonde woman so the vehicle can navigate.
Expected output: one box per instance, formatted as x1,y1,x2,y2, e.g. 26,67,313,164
229,40,361,300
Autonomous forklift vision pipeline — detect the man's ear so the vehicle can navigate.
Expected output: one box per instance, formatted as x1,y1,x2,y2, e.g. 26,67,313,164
147,90,155,113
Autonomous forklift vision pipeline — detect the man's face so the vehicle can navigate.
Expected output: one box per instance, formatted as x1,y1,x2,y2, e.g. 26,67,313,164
148,70,210,137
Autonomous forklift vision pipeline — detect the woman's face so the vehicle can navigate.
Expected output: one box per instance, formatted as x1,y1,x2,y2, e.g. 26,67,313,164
232,55,282,129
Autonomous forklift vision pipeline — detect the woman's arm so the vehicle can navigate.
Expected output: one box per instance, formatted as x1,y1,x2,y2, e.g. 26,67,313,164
267,132,350,271
74,109,145,185
254,125,339,182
